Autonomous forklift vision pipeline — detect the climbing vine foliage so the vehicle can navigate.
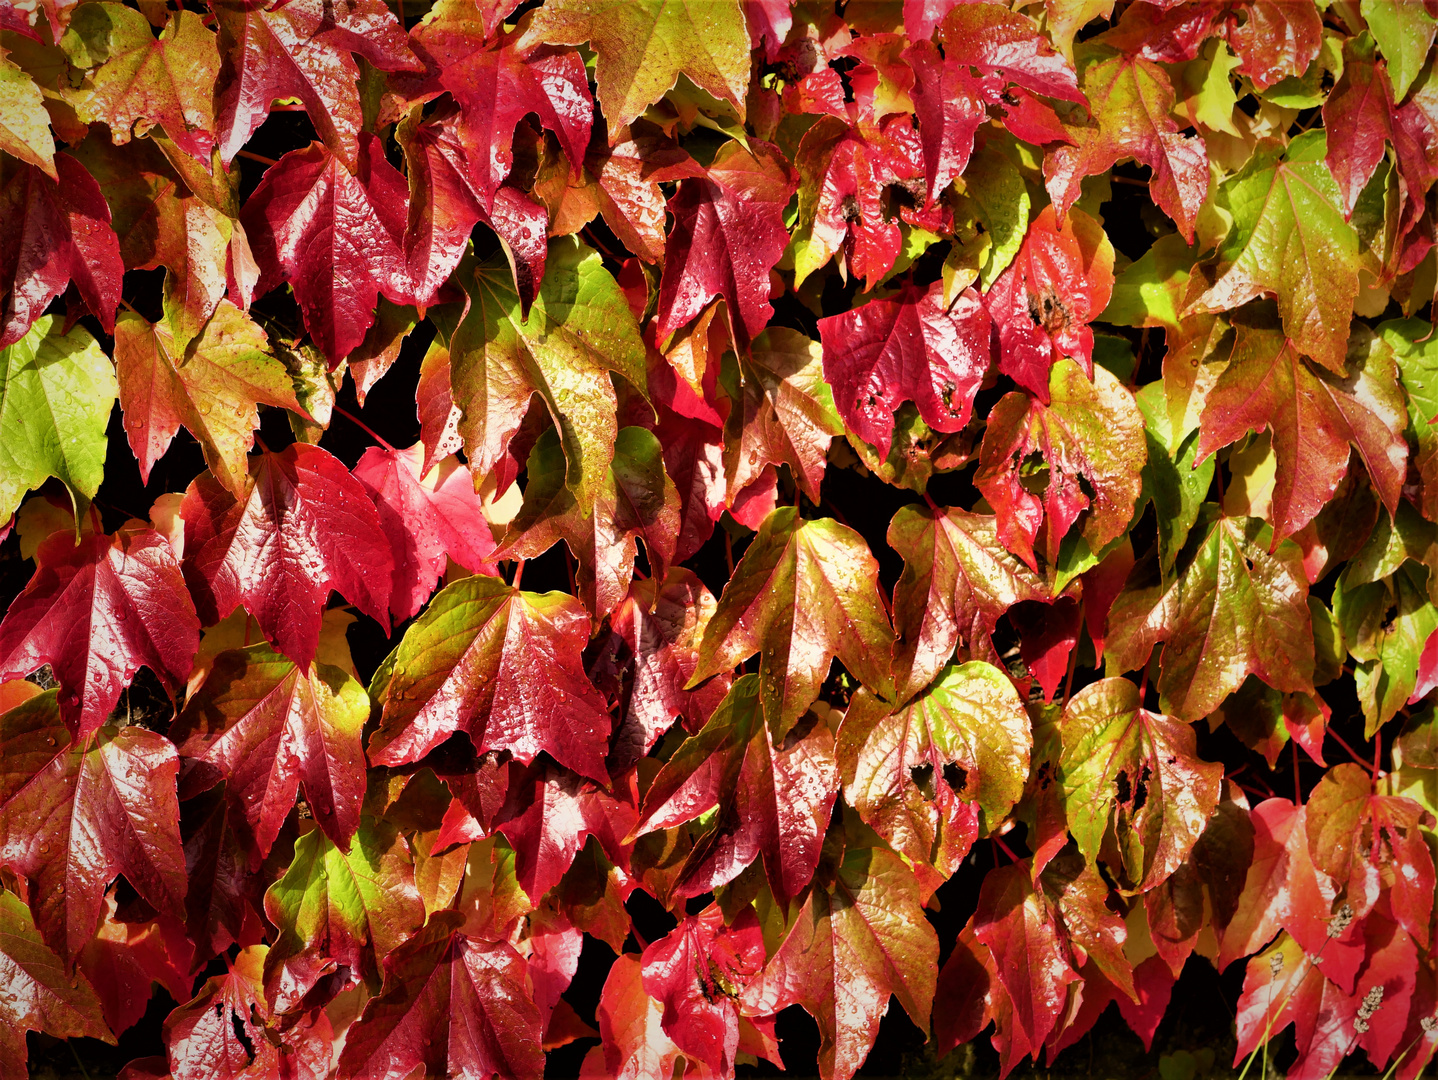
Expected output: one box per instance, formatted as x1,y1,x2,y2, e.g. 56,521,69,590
1,0,1437,1077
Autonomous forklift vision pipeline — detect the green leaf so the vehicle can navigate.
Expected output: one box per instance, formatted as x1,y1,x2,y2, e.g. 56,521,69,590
1059,677,1224,892
0,54,57,178
958,144,1029,292
1187,131,1361,374
1382,317,1438,522
0,314,116,524
262,816,426,1013
450,236,648,514
1134,380,1214,575
1360,0,1437,100
691,507,894,739
839,662,1032,893
1335,561,1438,736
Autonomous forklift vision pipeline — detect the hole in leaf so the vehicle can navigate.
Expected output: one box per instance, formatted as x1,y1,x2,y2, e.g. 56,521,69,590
943,762,968,794
910,762,937,800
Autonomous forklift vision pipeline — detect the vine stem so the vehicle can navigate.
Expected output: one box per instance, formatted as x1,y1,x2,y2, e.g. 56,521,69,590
1327,727,1377,779
332,405,395,451
236,148,279,166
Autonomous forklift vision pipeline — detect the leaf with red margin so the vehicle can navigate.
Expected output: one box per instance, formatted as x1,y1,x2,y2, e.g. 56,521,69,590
166,945,332,1080
588,124,702,264
1323,34,1396,220
974,862,1082,1052
740,844,939,1080
210,0,421,168
641,903,766,1075
608,568,732,773
839,663,1031,898
722,327,844,507
438,42,591,209
114,303,304,498
78,898,191,1036
940,4,1086,101
492,762,637,905
887,504,1049,703
1011,597,1082,704
1043,45,1209,243
337,911,543,1080
528,904,585,1042
631,676,839,904
180,443,393,673
1196,319,1408,544
0,692,186,965
501,425,679,620
1224,0,1323,92
0,890,112,1077
260,816,425,1015
1306,763,1436,945
932,921,1004,1060
1233,933,1357,1080
900,40,993,205
791,114,928,289
239,136,413,366
984,206,1116,401
1353,903,1421,1070
0,153,123,348
818,281,991,461
0,526,198,740
354,443,498,622
656,140,795,350
1039,849,1136,1002
169,644,369,862
690,508,894,739
582,952,685,1080
975,360,1146,571
367,575,613,783
1096,0,1223,63
1058,678,1224,892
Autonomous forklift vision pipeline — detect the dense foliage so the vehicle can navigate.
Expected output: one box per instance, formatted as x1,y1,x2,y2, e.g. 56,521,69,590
0,0,1436,1077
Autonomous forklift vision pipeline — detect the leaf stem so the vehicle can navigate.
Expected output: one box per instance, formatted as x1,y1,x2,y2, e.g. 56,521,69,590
332,405,395,451
117,296,144,319
1292,741,1302,804
511,558,525,589
236,148,279,166
1326,727,1374,777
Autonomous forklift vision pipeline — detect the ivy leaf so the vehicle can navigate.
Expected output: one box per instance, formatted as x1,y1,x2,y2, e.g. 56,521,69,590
584,952,685,1080
450,237,648,515
1334,556,1437,735
1059,677,1223,892
656,139,796,349
502,425,679,620
1044,45,1210,243
517,0,751,133
722,327,844,507
61,4,219,164
1196,317,1408,545
354,444,498,623
939,3,1085,101
973,863,1081,1051
0,526,198,740
240,136,412,366
983,206,1116,402
1362,0,1437,100
0,890,112,1074
1307,763,1435,943
438,41,592,214
740,844,939,1080
180,443,394,673
0,54,56,178
839,662,1032,895
1226,0,1323,91
641,903,766,1075
587,124,703,264
0,692,186,964
1322,33,1396,219
210,0,421,169
368,575,614,783
0,154,123,349
975,359,1146,571
336,911,544,1080
691,508,894,739
114,303,303,498
631,676,840,904
170,643,370,862
261,817,426,1014
1186,132,1360,375
818,281,990,460
887,504,1049,702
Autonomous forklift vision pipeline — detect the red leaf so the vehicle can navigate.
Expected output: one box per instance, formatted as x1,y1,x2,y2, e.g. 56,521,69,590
0,527,198,740
78,899,191,1036
1224,0,1322,92
901,40,992,204
211,0,421,168
984,206,1115,401
656,140,796,349
337,913,544,1080
438,43,592,213
354,444,498,622
0,693,186,964
584,952,685,1080
181,443,394,673
938,3,1085,103
818,281,991,460
973,863,1081,1051
0,154,123,348
1011,596,1082,703
1323,35,1397,219
641,903,766,1074
240,136,413,365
